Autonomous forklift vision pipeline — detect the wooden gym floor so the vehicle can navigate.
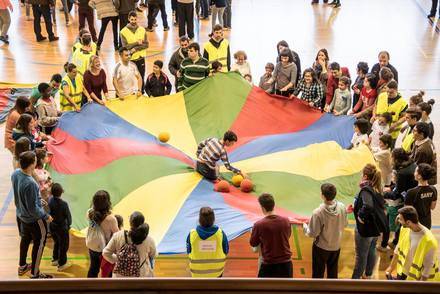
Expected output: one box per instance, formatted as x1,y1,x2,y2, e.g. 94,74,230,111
0,0,440,279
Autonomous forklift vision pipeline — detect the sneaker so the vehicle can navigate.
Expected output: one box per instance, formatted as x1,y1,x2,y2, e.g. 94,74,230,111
36,36,47,42
31,273,53,279
163,26,170,31
328,0,337,4
136,7,143,12
0,36,8,44
153,21,158,27
49,36,59,42
57,263,72,272
18,264,31,276
51,260,59,266
333,2,341,8
427,13,435,18
146,27,154,32
311,0,319,4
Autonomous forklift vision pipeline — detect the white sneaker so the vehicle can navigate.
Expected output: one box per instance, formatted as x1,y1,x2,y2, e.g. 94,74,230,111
57,263,72,272
51,260,59,266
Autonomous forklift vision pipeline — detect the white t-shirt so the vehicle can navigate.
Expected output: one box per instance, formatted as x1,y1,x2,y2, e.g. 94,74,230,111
113,61,140,98
351,133,368,148
369,120,390,149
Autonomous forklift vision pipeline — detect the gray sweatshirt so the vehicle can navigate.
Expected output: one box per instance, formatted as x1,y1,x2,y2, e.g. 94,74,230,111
273,62,297,90
329,88,351,115
304,201,348,251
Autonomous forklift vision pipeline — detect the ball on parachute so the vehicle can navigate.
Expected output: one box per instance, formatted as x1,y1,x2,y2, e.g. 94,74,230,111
231,174,244,187
240,179,253,193
158,132,170,143
215,180,230,193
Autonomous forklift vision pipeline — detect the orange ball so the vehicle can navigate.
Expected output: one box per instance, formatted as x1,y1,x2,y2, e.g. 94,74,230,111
240,179,253,193
158,132,170,143
216,180,230,193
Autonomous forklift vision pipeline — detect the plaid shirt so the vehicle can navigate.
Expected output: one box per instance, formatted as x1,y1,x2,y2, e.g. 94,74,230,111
196,138,240,174
293,79,324,107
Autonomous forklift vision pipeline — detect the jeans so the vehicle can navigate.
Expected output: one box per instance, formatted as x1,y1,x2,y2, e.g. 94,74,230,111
352,229,378,279
51,225,69,266
177,2,194,38
19,219,48,276
196,161,217,181
79,8,97,42
0,9,11,37
61,0,73,22
87,249,102,277
200,0,209,18
312,244,340,279
133,58,146,93
258,261,293,278
147,2,168,29
97,16,119,48
211,6,225,29
32,4,55,39
223,0,231,28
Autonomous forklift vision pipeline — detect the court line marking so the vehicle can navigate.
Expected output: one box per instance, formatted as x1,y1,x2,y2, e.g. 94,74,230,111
0,190,13,225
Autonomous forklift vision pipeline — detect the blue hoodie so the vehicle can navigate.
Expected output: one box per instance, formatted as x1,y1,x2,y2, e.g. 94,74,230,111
186,225,229,254
12,169,49,224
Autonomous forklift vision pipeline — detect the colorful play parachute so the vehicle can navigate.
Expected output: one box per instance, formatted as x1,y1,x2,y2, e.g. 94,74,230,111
47,72,374,253
0,84,34,123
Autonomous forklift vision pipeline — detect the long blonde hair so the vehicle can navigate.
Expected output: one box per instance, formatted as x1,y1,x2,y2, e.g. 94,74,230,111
363,164,382,193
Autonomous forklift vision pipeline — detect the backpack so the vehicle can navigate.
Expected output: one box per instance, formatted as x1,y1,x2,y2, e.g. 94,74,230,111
113,231,146,277
85,220,106,252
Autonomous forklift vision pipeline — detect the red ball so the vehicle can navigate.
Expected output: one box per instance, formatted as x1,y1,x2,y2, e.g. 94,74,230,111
240,179,253,193
215,180,230,193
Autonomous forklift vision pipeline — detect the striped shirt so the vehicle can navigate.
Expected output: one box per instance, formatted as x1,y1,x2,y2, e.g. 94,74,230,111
178,57,210,91
293,79,324,107
196,138,240,174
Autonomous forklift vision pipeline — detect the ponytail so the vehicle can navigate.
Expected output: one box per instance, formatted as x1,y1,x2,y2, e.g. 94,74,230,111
362,164,382,193
64,62,76,73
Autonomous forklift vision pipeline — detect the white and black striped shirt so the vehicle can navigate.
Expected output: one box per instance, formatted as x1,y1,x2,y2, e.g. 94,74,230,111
196,138,240,174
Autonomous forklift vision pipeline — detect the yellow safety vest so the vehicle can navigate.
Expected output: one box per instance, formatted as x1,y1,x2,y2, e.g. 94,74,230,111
72,49,93,75
120,26,147,61
188,228,226,278
396,227,440,281
376,92,408,139
60,75,84,111
402,131,414,153
72,41,97,56
204,39,229,72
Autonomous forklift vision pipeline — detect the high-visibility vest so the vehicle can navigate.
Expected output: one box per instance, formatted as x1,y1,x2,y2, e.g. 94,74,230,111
188,228,226,278
72,40,97,56
376,92,408,139
60,75,84,111
396,227,440,281
402,130,415,152
204,39,229,72
72,49,93,75
120,26,147,61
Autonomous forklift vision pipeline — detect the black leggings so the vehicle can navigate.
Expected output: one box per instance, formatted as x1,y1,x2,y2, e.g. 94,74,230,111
87,249,102,277
97,16,119,48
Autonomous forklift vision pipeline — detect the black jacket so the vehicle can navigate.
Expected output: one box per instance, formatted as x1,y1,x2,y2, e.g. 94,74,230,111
371,63,398,85
144,72,172,97
354,186,387,238
49,197,72,231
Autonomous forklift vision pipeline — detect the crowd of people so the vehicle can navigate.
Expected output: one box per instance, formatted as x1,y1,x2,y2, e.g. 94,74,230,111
2,0,439,283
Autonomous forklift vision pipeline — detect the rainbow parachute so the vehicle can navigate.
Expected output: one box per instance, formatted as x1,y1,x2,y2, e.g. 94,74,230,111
47,72,374,253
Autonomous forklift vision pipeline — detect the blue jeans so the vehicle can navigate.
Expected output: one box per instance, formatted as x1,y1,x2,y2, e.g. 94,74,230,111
352,229,378,279
223,0,232,28
200,0,209,18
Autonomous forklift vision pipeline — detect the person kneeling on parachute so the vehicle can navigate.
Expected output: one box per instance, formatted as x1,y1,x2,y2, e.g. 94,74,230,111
196,131,246,181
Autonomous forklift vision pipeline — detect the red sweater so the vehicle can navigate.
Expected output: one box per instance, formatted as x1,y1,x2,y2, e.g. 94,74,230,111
250,215,292,264
325,67,350,105
353,87,377,113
